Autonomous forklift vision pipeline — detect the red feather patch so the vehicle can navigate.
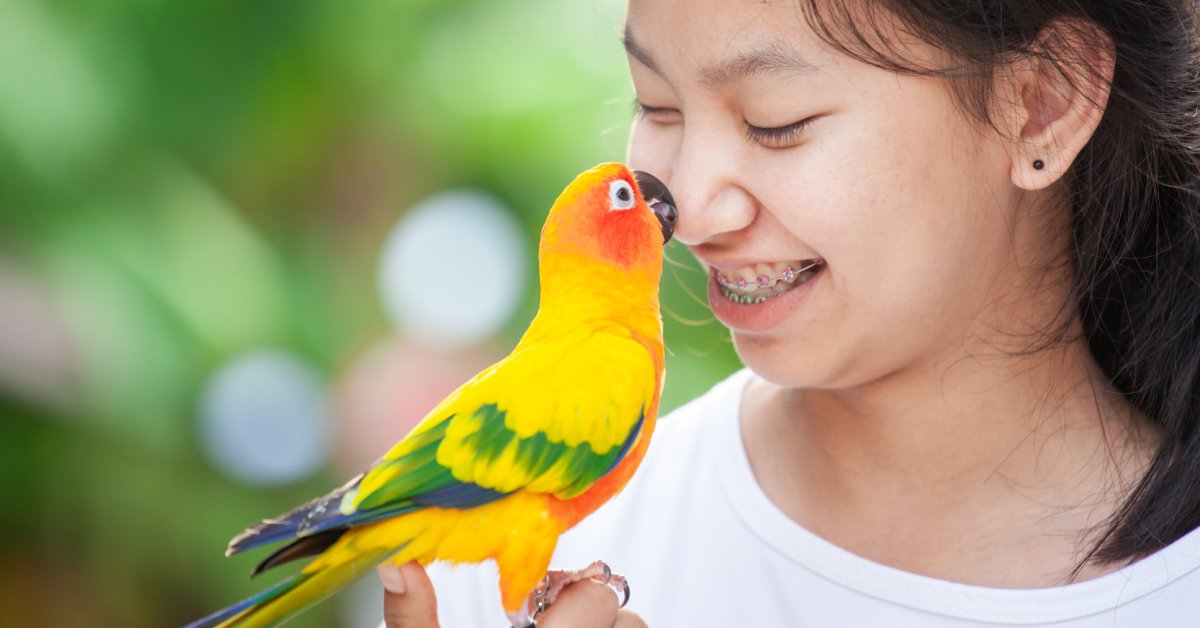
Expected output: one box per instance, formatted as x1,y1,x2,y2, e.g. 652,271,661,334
598,206,652,268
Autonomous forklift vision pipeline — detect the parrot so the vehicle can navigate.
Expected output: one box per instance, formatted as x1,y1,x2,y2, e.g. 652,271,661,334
186,162,678,628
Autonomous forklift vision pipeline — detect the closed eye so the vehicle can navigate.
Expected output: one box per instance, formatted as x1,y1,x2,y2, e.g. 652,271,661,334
634,101,682,124
745,117,816,149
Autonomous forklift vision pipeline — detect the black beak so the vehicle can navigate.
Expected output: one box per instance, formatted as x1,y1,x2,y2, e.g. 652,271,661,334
633,170,677,245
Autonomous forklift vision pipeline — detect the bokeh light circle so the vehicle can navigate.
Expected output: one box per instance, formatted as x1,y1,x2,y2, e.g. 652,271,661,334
198,349,329,486
378,190,525,347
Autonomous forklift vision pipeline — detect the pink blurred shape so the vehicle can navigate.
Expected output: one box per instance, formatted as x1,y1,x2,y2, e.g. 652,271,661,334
0,260,79,410
332,335,502,473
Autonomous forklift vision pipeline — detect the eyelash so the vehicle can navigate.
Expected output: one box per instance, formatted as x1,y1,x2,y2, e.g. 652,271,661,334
634,100,814,148
744,118,815,148
633,101,678,121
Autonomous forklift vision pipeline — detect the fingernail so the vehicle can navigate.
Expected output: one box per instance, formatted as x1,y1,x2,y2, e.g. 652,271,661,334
378,563,407,595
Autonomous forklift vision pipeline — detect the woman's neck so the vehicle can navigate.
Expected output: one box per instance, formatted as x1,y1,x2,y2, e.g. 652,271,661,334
740,325,1159,587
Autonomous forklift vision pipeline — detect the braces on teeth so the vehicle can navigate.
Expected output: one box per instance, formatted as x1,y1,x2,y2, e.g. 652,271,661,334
715,260,824,290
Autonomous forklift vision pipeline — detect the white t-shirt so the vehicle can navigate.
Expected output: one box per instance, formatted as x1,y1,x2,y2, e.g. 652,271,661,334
425,369,1200,627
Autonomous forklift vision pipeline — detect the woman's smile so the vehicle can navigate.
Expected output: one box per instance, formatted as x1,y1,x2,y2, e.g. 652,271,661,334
712,259,824,304
705,258,825,333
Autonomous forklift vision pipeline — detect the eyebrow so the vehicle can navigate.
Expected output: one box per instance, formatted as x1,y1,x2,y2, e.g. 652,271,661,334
622,26,819,88
622,27,661,74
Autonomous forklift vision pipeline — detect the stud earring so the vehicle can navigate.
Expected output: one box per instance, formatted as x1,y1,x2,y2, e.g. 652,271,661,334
1033,159,1045,170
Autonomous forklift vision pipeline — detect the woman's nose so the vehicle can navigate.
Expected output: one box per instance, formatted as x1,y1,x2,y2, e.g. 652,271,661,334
667,132,757,246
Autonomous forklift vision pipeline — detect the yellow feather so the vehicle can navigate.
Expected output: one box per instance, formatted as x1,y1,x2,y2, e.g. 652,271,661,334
523,455,572,494
482,440,521,490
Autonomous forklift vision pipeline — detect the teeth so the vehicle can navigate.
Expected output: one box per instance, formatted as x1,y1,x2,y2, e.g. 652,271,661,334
716,259,822,305
717,260,821,293
724,264,777,289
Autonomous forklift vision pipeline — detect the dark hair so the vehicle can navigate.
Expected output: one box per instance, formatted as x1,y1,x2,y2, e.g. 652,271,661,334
797,0,1200,570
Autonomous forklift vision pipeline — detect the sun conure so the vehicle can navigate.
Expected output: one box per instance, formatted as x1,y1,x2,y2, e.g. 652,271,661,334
186,162,677,628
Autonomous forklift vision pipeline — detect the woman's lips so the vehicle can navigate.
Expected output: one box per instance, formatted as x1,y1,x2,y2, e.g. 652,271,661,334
706,260,825,333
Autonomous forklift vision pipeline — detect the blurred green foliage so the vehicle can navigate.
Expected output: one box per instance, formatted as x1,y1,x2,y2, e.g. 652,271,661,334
0,1,741,626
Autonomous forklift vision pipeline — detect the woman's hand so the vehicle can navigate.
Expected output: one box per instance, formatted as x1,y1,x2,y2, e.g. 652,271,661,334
379,562,648,628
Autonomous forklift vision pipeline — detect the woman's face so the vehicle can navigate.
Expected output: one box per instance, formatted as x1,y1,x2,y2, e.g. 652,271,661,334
626,0,1034,389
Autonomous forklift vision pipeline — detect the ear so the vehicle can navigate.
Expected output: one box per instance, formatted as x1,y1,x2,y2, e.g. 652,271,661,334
998,19,1116,191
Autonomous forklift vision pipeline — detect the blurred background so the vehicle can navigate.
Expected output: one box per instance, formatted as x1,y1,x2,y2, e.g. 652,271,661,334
0,0,741,626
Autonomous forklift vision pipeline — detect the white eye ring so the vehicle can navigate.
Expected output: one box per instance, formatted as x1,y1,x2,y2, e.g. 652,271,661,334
609,179,636,211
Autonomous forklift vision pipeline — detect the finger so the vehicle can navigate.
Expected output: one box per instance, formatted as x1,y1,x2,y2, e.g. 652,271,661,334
537,579,619,628
614,610,649,628
379,561,440,628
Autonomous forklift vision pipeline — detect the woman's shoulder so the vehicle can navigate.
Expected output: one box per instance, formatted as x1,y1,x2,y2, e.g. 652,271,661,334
550,367,754,561
610,367,754,503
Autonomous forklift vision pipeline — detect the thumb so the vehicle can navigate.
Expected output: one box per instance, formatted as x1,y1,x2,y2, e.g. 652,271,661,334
379,561,440,628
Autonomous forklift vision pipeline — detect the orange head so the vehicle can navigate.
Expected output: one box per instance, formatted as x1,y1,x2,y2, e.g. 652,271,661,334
539,162,674,267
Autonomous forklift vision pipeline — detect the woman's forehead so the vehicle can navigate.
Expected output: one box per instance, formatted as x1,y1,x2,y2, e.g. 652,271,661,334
626,29,823,87
622,0,871,86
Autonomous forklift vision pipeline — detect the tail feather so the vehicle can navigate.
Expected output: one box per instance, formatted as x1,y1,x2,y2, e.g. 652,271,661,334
252,529,345,577
183,575,307,628
186,545,401,628
227,474,364,557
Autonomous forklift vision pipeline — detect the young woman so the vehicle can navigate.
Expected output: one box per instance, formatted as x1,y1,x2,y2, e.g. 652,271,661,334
380,0,1200,625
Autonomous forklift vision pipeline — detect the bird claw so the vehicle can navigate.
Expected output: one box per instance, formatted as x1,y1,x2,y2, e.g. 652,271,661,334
587,563,629,608
537,560,629,610
507,561,630,627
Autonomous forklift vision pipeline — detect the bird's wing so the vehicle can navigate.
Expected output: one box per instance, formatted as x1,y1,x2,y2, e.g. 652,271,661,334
357,326,658,507
228,327,657,558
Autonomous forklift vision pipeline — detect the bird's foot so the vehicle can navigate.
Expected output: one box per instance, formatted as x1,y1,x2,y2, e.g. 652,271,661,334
513,561,628,624
543,560,628,608
506,560,630,627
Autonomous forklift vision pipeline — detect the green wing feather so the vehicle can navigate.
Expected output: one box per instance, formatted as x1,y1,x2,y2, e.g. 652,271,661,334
352,331,655,514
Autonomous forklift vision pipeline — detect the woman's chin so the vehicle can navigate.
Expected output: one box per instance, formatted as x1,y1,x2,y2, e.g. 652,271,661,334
728,334,828,390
